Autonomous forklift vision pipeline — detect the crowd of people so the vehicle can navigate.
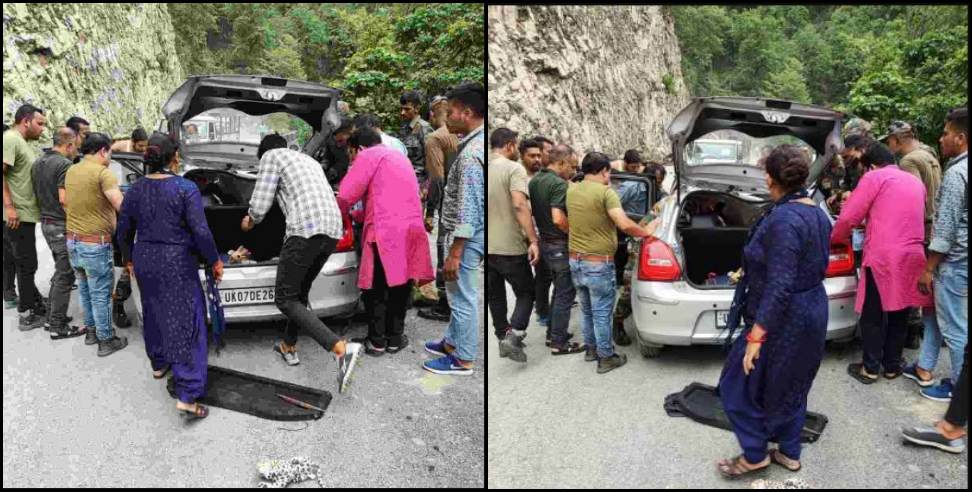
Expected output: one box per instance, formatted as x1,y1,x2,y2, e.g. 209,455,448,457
488,129,661,373
487,106,968,472
2,80,486,420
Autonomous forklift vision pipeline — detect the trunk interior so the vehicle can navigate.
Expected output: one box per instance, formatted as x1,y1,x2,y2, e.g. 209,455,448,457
677,191,771,287
183,169,286,263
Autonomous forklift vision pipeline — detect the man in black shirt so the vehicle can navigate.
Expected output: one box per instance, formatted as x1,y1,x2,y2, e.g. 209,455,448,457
528,143,584,353
31,127,84,339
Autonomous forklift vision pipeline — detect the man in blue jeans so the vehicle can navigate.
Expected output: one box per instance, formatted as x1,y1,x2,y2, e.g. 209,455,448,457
908,106,968,402
423,81,485,376
64,133,128,356
528,143,585,354
565,152,658,374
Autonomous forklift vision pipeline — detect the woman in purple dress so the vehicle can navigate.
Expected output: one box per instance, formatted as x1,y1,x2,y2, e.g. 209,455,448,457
117,133,223,420
716,145,832,477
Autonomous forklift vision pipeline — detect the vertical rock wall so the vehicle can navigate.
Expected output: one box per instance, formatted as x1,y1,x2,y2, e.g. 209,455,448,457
488,5,691,161
3,3,185,142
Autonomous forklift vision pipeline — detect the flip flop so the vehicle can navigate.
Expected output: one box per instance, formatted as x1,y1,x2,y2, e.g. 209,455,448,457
50,325,86,340
847,363,878,385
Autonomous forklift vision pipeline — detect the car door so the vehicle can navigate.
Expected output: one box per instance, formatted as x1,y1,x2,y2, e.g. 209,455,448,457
609,171,657,224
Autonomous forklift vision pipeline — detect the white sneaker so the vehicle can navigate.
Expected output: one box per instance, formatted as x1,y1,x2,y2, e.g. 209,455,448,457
336,342,363,394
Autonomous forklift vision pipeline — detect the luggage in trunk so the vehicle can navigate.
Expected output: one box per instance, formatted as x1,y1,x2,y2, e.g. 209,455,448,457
184,169,286,262
678,191,770,287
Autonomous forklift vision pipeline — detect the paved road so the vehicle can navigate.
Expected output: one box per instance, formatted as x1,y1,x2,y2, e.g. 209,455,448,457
487,287,967,488
3,227,484,487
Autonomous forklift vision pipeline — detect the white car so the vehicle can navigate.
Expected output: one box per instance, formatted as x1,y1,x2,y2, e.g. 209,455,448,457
112,75,359,323
622,97,858,358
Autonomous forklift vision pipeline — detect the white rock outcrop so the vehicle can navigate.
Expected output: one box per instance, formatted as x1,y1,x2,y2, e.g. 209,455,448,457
489,5,691,161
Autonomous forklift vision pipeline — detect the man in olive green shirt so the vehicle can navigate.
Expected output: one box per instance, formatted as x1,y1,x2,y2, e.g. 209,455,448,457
487,128,539,364
3,104,48,328
566,151,658,374
64,132,128,356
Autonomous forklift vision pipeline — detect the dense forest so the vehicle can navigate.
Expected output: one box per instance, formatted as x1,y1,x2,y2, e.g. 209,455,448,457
671,5,968,146
166,3,483,140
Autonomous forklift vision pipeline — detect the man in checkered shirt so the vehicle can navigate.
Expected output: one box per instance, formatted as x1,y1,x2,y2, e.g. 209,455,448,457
242,134,363,394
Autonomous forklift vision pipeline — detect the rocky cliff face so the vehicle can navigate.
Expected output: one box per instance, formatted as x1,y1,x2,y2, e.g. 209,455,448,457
488,5,691,161
2,3,184,141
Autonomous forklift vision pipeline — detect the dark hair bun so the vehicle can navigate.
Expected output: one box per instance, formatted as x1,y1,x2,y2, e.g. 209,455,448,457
143,132,180,173
764,144,810,192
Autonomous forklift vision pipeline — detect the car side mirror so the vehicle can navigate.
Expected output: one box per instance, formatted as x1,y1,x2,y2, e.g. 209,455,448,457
126,173,138,184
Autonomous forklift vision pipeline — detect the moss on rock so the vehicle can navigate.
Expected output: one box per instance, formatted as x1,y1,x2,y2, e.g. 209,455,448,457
3,3,184,144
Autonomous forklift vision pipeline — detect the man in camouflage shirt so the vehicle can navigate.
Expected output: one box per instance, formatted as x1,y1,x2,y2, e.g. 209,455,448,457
613,197,666,338
399,90,434,172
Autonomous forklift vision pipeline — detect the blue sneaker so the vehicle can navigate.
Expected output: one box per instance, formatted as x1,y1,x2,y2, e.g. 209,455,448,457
902,362,934,388
920,379,953,402
422,354,473,376
424,339,455,357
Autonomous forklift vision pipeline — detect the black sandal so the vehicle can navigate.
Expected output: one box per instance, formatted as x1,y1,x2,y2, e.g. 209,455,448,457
847,363,878,385
50,325,85,340
551,342,586,355
717,455,770,479
769,449,801,472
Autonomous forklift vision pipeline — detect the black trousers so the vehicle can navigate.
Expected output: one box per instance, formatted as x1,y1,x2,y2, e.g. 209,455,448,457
4,222,42,313
3,224,16,295
542,241,576,345
534,250,552,319
278,235,341,351
486,254,535,339
945,344,969,427
362,243,411,348
860,268,909,374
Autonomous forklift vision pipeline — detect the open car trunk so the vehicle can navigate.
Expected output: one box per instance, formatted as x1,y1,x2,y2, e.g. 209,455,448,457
677,191,771,287
183,169,286,263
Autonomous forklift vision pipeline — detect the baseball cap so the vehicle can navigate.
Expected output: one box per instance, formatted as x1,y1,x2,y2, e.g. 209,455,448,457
877,120,913,142
843,117,873,139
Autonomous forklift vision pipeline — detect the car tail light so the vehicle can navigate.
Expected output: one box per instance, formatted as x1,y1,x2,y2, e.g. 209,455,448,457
638,237,682,281
826,242,854,277
336,212,355,252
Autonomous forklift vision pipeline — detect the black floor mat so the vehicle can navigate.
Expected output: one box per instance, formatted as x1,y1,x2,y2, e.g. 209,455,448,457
166,365,332,421
664,382,828,443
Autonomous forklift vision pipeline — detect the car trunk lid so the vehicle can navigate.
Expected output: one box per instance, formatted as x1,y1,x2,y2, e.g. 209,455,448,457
161,75,341,163
667,97,845,194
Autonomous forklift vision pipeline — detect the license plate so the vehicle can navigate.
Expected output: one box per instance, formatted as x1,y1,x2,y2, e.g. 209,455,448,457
220,287,275,307
715,310,729,329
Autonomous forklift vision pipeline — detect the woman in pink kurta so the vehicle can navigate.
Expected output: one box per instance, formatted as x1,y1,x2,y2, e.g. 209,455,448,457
831,143,933,382
337,130,434,354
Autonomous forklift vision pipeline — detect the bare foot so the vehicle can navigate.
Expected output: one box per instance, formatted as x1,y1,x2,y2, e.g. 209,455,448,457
332,339,347,358
936,420,968,441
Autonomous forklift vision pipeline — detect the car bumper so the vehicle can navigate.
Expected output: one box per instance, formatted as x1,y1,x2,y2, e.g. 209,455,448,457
630,276,858,346
130,252,360,324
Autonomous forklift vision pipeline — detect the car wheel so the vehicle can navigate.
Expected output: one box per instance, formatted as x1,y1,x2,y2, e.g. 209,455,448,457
639,342,663,358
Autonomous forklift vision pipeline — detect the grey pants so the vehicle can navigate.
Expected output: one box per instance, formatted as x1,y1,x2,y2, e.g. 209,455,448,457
41,222,75,327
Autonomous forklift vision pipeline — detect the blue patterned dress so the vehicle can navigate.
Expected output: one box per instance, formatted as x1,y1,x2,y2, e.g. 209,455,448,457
117,176,219,403
718,192,831,463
